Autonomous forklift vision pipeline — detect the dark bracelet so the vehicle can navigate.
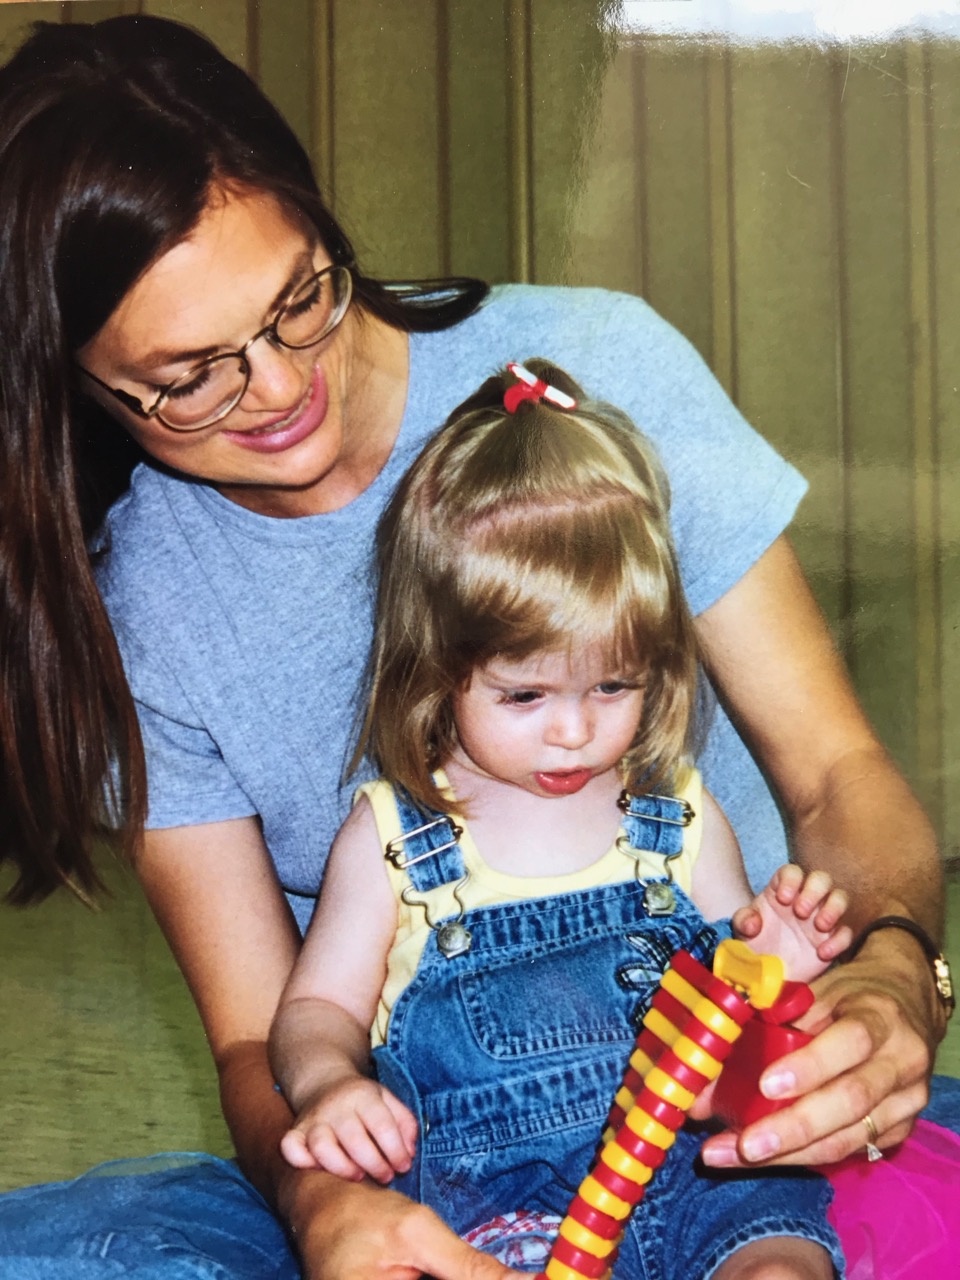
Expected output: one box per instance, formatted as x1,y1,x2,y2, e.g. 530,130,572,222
841,914,955,1017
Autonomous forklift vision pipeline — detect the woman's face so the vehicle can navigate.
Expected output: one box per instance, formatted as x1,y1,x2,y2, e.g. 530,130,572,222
78,184,383,517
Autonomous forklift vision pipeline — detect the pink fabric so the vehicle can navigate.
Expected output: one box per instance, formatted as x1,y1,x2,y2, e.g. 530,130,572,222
826,1119,960,1278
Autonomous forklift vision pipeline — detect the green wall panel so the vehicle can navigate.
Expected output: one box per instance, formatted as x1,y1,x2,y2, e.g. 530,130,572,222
930,39,960,850
528,0,616,283
565,43,642,296
141,0,249,70
329,0,443,278
728,45,845,624
638,41,715,370
446,0,512,281
839,46,920,788
0,2,59,57
257,0,314,154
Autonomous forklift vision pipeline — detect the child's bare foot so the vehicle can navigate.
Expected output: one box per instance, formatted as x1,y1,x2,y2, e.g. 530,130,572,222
731,865,853,984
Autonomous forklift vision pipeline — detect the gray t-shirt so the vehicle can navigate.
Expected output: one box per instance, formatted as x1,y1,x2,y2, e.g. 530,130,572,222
95,284,806,933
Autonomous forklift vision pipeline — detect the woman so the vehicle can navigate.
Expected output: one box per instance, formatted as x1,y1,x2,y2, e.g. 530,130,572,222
0,14,951,1280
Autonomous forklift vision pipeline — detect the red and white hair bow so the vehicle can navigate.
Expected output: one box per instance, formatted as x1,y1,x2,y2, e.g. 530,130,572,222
503,362,578,414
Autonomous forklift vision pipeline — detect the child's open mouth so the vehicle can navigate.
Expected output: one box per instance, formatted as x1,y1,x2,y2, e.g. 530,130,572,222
534,769,593,796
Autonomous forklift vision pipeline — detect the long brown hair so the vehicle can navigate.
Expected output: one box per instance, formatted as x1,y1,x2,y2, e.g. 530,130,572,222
0,15,488,903
359,360,698,814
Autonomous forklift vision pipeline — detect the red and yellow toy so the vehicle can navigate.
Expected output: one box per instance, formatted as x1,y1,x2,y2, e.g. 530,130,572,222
540,939,815,1280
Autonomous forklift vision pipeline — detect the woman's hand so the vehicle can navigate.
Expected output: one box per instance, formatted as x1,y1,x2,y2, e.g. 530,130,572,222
281,1169,532,1280
699,929,937,1168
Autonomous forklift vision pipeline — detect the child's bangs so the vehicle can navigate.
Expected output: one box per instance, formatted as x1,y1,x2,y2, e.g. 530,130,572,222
454,494,678,674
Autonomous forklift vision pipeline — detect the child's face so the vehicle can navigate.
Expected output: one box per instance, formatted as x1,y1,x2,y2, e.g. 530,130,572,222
450,645,645,798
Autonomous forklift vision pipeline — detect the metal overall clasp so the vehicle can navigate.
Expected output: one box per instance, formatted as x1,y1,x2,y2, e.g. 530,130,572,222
385,815,472,958
400,876,473,959
616,790,694,917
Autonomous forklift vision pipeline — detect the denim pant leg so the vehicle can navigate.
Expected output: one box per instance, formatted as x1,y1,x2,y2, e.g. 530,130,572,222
922,1072,960,1132
616,1130,844,1280
0,1154,300,1280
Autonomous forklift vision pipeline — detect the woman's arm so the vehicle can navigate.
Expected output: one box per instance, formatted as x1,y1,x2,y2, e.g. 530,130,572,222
138,817,303,1198
694,534,946,1166
137,816,516,1280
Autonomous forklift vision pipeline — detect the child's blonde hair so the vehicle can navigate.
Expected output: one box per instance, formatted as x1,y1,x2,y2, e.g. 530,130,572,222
360,359,698,813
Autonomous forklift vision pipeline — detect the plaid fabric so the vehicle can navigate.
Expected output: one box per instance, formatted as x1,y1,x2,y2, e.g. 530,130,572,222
464,1210,561,1267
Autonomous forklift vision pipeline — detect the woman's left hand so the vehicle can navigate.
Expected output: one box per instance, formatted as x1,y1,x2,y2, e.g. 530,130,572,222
698,931,938,1168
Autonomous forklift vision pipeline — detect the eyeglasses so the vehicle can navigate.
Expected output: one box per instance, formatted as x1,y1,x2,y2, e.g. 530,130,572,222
79,262,354,432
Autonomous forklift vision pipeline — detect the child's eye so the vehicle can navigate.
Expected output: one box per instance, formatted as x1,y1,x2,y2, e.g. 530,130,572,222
596,681,637,697
500,689,542,706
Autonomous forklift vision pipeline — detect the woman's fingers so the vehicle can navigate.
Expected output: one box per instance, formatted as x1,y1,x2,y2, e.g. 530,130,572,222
701,971,932,1168
686,1076,718,1121
741,1051,901,1166
703,1075,925,1169
402,1208,538,1280
294,1179,532,1280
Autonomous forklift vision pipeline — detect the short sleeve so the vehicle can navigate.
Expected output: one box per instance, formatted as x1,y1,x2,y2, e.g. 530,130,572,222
117,626,257,830
136,698,258,829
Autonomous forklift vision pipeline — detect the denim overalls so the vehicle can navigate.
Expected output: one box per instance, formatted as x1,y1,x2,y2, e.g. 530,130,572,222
374,787,844,1280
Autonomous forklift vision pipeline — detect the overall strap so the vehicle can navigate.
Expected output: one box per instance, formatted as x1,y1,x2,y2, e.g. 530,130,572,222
384,785,467,893
618,791,693,858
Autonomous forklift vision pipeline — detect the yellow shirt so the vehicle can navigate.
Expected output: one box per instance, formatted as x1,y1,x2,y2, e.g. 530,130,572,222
359,769,704,1048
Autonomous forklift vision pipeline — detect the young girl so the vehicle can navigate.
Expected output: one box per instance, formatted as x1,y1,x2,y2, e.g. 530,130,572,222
270,361,853,1279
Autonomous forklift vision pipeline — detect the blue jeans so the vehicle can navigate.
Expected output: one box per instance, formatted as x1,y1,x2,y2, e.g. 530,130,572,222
0,1154,297,1279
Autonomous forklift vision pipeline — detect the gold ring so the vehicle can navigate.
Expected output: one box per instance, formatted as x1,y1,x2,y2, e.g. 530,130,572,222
862,1114,883,1162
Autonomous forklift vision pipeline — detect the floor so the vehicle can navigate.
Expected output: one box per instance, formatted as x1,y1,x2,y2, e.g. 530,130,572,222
0,859,958,1192
0,856,231,1192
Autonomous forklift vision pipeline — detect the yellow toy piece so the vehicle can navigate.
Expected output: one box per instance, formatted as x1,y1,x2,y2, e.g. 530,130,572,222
712,938,785,1009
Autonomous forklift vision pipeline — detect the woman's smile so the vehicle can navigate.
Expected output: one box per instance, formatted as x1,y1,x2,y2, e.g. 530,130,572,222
220,363,329,454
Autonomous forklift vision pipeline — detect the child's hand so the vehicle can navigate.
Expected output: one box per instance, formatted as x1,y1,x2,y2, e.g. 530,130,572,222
731,865,853,984
280,1077,419,1185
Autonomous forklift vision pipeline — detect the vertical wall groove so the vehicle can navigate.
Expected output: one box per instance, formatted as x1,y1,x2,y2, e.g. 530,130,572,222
311,0,335,203
905,41,942,826
630,41,648,300
245,0,260,83
506,0,533,281
435,0,452,276
705,46,736,399
829,47,854,662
